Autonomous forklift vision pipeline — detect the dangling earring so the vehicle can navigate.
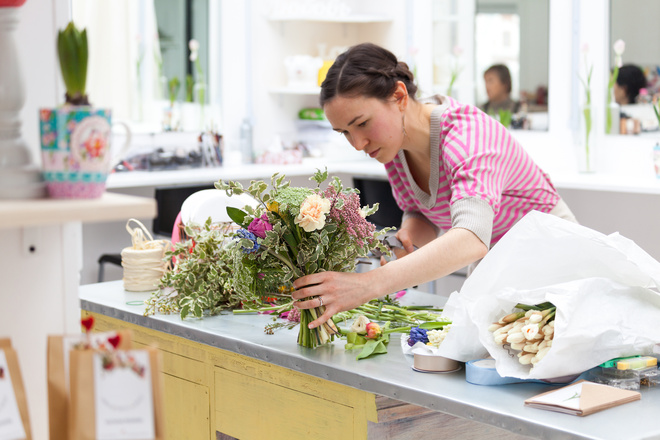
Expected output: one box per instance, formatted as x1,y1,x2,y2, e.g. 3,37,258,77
401,113,408,138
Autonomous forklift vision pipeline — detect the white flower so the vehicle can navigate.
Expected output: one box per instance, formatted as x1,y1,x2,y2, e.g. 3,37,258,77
581,43,590,54
506,332,525,344
521,324,539,340
189,39,199,62
350,315,370,335
452,45,463,57
613,39,626,56
295,194,331,232
519,353,535,365
427,325,451,347
528,312,543,324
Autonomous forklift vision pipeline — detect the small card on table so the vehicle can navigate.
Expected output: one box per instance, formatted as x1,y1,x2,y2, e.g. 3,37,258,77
524,379,640,416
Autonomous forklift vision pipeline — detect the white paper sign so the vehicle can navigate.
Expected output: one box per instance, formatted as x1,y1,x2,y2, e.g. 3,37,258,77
93,350,155,440
0,350,26,440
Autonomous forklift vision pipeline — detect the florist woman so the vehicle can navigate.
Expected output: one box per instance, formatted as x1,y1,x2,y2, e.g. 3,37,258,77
292,43,577,330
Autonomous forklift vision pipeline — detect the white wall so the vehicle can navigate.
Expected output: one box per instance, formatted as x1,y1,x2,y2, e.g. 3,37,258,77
15,0,68,166
610,0,660,67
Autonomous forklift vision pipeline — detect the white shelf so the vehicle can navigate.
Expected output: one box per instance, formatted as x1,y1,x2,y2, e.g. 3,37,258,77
0,192,157,229
269,86,322,95
268,14,393,23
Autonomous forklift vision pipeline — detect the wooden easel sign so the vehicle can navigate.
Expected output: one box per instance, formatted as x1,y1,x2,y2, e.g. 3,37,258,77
0,349,27,440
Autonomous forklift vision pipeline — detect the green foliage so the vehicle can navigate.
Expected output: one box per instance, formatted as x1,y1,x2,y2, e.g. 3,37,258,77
57,21,89,105
498,109,512,128
168,77,181,107
144,219,255,319
185,74,194,102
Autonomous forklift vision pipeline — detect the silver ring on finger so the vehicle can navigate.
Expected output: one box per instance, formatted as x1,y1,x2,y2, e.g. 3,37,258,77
318,296,324,307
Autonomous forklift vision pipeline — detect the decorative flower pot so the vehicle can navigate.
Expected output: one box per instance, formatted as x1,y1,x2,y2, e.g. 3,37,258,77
39,106,130,198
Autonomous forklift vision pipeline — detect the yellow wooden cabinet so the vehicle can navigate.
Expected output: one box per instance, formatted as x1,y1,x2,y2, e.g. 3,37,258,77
85,311,378,440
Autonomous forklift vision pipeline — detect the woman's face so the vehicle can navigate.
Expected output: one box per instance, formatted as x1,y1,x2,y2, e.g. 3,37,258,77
323,94,404,163
484,72,508,102
613,83,628,105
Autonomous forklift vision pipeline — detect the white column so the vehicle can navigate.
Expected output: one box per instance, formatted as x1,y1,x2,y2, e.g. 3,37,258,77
0,6,45,199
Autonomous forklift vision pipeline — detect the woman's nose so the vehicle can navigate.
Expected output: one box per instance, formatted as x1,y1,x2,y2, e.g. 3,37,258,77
351,133,368,151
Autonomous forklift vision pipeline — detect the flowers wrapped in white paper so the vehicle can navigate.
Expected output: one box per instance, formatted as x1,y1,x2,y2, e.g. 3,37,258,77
435,211,660,380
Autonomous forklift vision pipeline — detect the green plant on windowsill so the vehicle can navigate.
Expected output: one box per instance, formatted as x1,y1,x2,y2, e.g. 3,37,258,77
168,77,180,108
57,21,89,105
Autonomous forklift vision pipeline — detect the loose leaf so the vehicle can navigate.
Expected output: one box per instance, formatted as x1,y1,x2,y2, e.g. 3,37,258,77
226,207,248,227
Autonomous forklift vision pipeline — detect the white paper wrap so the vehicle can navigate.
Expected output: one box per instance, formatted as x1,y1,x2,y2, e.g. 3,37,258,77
435,211,660,379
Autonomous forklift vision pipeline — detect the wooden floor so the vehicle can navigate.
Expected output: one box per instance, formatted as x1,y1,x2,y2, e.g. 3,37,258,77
366,396,532,440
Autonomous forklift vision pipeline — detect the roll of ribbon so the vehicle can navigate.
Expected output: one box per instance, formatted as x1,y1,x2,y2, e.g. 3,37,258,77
413,354,460,372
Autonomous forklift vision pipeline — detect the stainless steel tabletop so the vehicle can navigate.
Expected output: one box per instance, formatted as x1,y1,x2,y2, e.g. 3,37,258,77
80,281,660,440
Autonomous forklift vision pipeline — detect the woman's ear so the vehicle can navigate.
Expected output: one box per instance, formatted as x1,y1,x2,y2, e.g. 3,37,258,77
392,81,409,111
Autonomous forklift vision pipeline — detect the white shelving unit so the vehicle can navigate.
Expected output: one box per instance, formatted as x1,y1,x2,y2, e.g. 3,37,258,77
250,0,406,153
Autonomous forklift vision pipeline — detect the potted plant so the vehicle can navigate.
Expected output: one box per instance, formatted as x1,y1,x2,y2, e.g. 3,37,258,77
39,21,129,199
162,76,180,131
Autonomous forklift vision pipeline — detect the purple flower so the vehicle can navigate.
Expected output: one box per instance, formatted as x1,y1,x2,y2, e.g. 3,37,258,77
408,327,429,346
248,213,273,239
236,229,260,253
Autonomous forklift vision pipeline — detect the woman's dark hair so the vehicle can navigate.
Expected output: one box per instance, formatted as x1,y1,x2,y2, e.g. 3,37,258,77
484,64,512,94
319,43,417,107
616,64,647,104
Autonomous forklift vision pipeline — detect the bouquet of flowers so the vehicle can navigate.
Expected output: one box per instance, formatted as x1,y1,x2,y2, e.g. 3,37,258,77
488,302,555,369
216,170,391,348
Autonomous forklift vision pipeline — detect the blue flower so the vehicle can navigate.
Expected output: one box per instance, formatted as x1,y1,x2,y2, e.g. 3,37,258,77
236,229,260,254
408,326,429,346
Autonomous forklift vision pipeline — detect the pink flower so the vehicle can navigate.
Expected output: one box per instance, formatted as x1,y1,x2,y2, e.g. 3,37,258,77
323,186,376,246
248,213,273,238
366,322,381,339
40,109,51,122
286,308,301,323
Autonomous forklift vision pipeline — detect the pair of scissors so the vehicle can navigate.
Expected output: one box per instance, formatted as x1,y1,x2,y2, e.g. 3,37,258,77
371,231,417,260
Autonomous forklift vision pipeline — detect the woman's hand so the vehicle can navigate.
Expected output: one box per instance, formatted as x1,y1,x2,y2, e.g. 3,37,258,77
380,229,416,264
292,271,376,330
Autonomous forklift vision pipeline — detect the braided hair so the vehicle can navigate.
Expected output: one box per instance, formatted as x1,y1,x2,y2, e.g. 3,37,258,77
320,43,418,107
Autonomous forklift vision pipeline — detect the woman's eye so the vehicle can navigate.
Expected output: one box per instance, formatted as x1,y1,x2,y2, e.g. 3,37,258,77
358,121,368,127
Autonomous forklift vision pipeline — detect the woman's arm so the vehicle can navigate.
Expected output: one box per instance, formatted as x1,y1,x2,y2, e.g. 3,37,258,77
391,214,439,258
291,227,488,330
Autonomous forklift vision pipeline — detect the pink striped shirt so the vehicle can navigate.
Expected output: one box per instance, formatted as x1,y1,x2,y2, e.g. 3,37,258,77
386,96,559,246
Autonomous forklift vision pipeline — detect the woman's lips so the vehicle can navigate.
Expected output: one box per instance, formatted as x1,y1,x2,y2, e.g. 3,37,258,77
368,148,380,158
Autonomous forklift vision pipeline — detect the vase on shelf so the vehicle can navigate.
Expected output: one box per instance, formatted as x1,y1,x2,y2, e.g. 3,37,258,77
193,81,207,131
576,104,596,173
606,98,620,135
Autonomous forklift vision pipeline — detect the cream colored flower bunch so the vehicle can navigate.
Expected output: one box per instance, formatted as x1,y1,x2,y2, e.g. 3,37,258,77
489,302,555,367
